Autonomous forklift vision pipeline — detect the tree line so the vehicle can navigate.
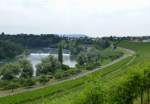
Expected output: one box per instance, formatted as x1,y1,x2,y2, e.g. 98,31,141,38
0,40,24,60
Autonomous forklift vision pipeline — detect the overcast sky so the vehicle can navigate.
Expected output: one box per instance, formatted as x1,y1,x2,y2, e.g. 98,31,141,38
0,0,150,37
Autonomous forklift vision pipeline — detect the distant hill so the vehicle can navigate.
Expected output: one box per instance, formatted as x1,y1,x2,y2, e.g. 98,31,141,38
62,34,88,38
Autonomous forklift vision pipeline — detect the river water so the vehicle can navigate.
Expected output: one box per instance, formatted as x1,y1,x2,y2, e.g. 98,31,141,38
27,52,77,76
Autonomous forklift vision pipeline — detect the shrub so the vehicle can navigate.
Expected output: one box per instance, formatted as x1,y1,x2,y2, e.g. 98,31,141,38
54,69,65,79
61,64,70,71
67,68,81,75
22,78,36,87
39,75,49,85
85,63,100,70
5,81,19,92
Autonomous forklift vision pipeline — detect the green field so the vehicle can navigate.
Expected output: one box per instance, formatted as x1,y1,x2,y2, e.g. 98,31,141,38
0,41,150,104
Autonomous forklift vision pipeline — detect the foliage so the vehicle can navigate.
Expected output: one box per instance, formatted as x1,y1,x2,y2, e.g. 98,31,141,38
4,81,19,92
54,69,65,79
58,42,63,64
75,61,150,104
77,47,101,66
0,34,61,48
0,34,110,50
38,75,49,85
0,40,24,60
77,82,106,104
36,55,61,76
100,48,123,61
94,38,110,49
21,78,36,87
18,59,33,78
85,63,100,70
66,68,81,75
61,64,70,71
0,63,21,80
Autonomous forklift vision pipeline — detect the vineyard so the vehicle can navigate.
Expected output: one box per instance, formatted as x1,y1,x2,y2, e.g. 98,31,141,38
0,41,150,104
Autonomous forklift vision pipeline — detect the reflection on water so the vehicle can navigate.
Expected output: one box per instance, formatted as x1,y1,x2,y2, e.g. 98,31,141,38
27,53,77,76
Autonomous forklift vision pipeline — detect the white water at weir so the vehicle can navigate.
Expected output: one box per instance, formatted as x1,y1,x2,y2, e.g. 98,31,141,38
27,53,77,76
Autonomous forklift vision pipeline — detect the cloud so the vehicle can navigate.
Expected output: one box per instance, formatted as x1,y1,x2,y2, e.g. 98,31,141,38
0,0,150,37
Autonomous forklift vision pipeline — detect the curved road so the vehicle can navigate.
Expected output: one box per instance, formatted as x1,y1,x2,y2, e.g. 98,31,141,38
0,47,135,97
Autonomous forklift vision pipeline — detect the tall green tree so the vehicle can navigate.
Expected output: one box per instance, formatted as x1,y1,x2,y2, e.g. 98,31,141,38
58,42,63,65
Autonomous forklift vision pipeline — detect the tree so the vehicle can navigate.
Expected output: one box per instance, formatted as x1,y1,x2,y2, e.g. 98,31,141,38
86,48,101,63
58,42,63,65
0,40,24,60
77,52,87,65
77,48,101,66
0,63,21,80
19,59,33,78
1,32,5,35
36,55,61,76
0,34,61,48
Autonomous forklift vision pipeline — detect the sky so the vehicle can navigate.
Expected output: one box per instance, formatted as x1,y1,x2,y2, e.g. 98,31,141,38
0,0,150,37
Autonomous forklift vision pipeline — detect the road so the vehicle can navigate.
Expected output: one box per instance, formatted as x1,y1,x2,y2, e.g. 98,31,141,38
0,47,135,97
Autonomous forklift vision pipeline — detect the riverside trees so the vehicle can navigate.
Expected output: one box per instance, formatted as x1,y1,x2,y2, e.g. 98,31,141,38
76,47,101,70
36,55,61,76
0,40,24,60
0,63,20,80
0,60,33,79
0,59,34,89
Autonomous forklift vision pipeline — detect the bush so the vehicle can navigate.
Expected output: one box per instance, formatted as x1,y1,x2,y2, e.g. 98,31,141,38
85,63,100,70
67,68,81,75
21,78,36,87
5,82,19,92
54,69,65,79
38,75,49,85
1,80,20,92
61,64,70,71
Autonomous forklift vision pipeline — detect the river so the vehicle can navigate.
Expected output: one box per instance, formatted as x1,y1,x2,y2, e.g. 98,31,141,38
27,51,77,76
